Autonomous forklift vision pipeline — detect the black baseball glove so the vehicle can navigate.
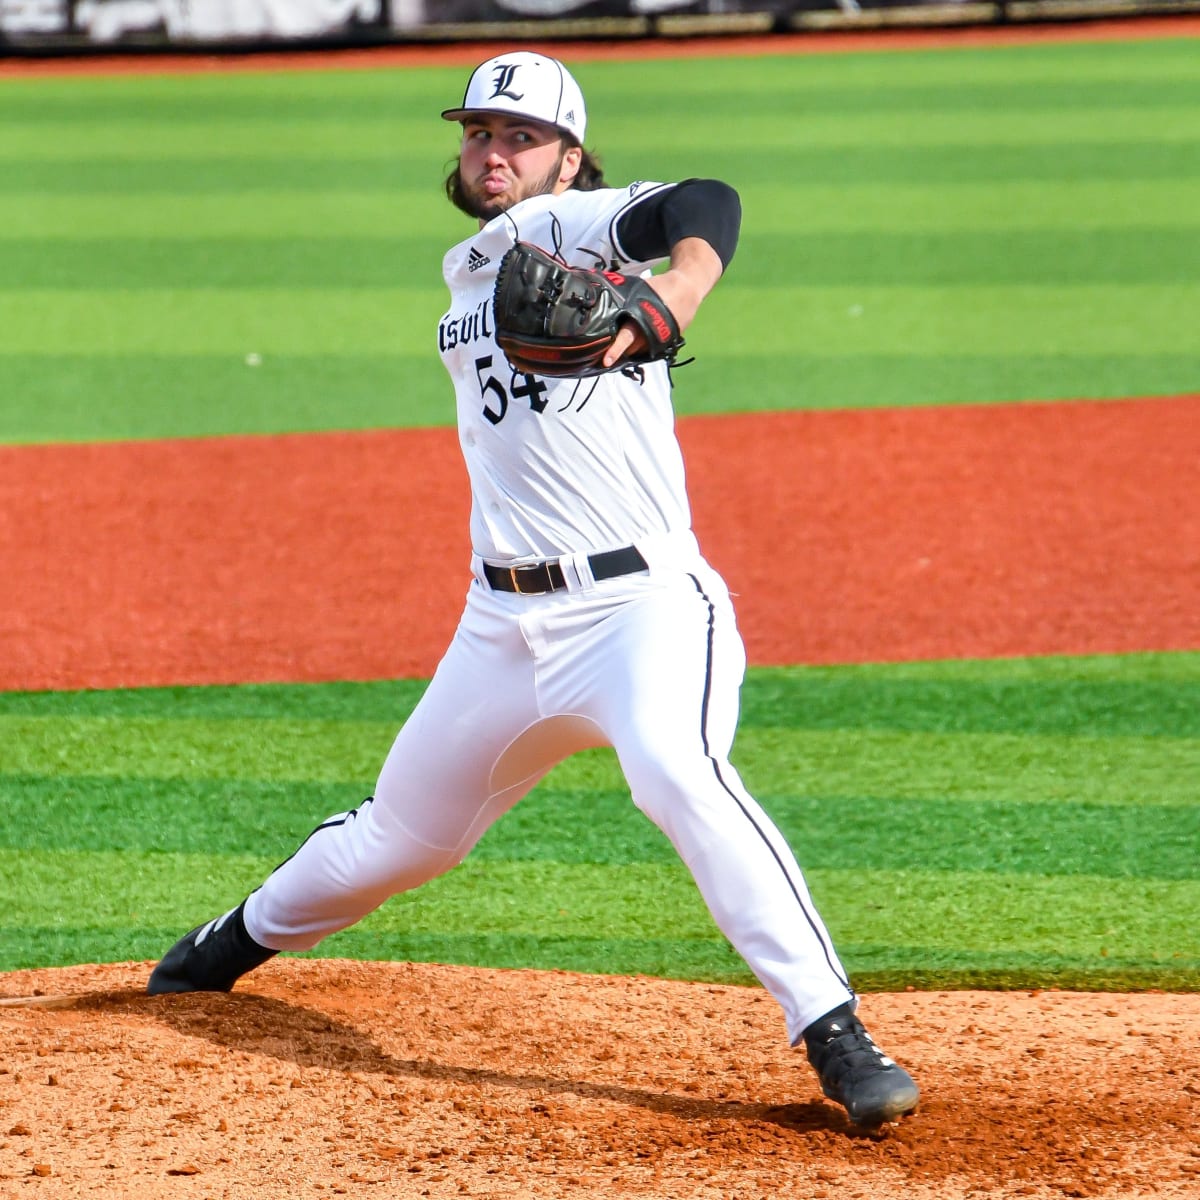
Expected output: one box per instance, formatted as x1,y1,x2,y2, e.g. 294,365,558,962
492,241,684,378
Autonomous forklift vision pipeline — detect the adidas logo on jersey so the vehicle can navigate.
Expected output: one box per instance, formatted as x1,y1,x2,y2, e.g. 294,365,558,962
467,247,491,273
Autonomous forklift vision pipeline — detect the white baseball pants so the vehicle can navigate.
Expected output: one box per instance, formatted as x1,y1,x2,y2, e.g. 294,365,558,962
244,530,854,1043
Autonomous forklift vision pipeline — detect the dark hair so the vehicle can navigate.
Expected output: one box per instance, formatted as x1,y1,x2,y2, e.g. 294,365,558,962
444,143,607,218
572,147,606,191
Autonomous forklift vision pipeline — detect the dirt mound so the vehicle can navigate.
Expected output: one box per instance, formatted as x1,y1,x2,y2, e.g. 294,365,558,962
2,960,1196,1198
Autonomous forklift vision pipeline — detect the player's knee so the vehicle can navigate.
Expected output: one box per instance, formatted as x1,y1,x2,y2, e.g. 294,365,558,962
621,752,724,828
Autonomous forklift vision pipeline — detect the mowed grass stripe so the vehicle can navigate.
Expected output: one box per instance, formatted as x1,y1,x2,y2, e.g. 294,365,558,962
0,776,359,857
1,719,1194,804
0,190,462,239
2,851,1196,981
9,926,1193,992
6,229,1198,289
740,181,1200,233
3,852,1196,950
3,653,1194,727
4,774,1197,882
0,354,439,442
676,354,1200,416
699,285,1198,356
0,714,397,782
0,237,449,290
0,675,428,718
0,288,445,354
3,353,1199,443
6,71,1199,123
5,182,1200,239
5,102,1200,160
735,655,1200,735
2,285,1193,356
3,142,1198,194
737,230,1200,286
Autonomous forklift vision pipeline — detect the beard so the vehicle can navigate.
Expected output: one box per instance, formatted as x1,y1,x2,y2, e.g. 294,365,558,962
455,151,566,222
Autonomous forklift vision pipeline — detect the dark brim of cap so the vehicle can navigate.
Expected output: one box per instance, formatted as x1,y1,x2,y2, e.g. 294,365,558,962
440,107,579,141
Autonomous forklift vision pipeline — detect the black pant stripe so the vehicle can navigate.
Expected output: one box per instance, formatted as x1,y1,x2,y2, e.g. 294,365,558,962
267,796,375,877
686,574,852,994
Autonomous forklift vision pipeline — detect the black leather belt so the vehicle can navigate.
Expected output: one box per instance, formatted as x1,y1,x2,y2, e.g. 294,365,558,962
483,545,648,595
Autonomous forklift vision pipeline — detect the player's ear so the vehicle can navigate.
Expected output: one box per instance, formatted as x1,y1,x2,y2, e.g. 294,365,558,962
559,143,583,187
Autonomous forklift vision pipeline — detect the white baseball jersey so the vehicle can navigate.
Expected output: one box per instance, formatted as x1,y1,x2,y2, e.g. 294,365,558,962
438,184,690,563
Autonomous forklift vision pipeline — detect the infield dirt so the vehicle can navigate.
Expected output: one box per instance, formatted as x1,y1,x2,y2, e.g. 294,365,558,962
2,397,1198,692
3,960,1200,1199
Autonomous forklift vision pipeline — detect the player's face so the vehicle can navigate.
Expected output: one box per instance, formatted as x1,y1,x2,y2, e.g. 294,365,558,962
457,114,582,221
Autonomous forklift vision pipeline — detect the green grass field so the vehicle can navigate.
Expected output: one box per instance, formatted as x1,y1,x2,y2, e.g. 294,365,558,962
1,654,1197,988
1,37,1199,441
1,35,1197,992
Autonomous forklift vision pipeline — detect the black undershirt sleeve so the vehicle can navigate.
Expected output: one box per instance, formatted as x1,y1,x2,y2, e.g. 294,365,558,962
614,178,741,270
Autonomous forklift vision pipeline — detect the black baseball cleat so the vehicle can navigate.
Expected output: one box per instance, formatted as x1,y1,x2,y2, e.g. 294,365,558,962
147,901,278,995
803,1003,920,1128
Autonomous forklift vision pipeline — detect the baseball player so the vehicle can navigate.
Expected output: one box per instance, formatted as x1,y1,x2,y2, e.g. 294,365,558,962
148,51,919,1129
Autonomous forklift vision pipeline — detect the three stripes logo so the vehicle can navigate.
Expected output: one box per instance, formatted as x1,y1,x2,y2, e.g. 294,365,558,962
467,247,491,273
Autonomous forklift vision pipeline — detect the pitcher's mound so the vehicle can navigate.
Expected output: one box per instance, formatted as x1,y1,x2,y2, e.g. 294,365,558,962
1,959,1196,1198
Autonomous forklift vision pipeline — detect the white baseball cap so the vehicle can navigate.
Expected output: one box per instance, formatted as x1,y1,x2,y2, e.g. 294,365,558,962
441,51,587,145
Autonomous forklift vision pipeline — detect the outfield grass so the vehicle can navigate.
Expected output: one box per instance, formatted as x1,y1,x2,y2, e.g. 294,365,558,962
1,36,1198,442
2,654,1196,991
